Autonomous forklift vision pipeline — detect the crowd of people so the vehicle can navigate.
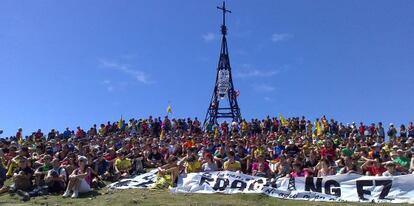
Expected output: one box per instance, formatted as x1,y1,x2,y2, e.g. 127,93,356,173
1,115,414,200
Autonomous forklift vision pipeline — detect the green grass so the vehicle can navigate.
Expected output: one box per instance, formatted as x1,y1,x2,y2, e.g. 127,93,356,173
0,188,409,206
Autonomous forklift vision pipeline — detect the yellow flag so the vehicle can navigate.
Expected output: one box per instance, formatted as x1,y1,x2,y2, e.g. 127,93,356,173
316,121,322,136
166,104,172,114
160,130,165,140
214,127,219,138
279,113,288,126
118,115,123,130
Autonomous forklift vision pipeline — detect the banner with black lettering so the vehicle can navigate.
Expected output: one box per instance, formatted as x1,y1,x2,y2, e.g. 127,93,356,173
172,171,414,204
108,169,157,189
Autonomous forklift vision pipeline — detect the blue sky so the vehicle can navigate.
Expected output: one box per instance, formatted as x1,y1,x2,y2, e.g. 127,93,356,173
1,0,413,137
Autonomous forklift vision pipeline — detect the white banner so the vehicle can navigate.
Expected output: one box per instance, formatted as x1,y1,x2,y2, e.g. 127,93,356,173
172,171,414,204
108,169,157,189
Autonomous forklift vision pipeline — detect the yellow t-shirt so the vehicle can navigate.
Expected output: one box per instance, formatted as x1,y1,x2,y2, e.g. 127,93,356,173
224,160,241,172
184,160,201,173
115,158,131,171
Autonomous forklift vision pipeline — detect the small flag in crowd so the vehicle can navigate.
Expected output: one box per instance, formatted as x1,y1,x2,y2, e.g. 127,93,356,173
316,121,322,136
279,113,288,127
118,115,123,130
167,104,172,114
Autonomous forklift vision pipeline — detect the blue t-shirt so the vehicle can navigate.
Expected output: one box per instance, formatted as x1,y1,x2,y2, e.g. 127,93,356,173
273,145,285,159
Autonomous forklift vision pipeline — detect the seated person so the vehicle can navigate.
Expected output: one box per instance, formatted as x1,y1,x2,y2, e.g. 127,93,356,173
63,156,92,198
202,154,218,172
11,157,34,192
93,151,110,181
34,155,52,187
0,149,6,188
289,163,310,177
223,151,241,172
156,156,179,188
252,155,270,177
127,147,145,175
184,156,201,174
360,158,386,176
383,161,401,176
146,146,163,168
114,151,132,181
45,158,67,193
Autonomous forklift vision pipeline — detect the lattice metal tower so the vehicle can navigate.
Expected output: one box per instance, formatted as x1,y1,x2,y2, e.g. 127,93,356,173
204,1,242,126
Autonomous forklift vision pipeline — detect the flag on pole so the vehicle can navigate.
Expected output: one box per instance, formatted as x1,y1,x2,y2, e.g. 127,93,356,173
316,121,322,136
118,115,123,130
166,104,172,114
278,113,288,127
235,89,240,97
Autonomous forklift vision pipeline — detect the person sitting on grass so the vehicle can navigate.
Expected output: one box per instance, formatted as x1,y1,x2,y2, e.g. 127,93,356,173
0,149,6,189
252,155,270,177
146,146,163,168
11,157,34,192
63,156,92,198
289,163,310,177
382,161,401,176
201,153,218,172
360,157,386,176
155,156,179,189
183,147,201,174
45,158,67,193
223,151,241,172
113,151,132,181
93,151,110,180
34,155,52,188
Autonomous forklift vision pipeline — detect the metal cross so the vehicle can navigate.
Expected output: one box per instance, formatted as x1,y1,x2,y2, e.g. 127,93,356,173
217,1,231,28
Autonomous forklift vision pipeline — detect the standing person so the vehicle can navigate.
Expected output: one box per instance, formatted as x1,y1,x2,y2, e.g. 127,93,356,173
408,122,414,138
63,156,92,198
387,124,397,140
376,122,385,141
400,124,407,139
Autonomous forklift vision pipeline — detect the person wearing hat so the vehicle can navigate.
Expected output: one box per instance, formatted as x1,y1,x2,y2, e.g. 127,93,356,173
367,143,382,159
63,156,92,198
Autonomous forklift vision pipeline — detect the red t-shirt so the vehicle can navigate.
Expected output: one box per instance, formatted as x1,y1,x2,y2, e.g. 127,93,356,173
366,166,386,176
320,148,336,158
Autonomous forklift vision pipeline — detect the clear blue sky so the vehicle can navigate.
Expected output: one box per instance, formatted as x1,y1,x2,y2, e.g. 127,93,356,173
1,0,413,137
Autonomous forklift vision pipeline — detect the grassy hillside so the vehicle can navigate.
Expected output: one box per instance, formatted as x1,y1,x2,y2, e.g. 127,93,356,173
0,188,408,206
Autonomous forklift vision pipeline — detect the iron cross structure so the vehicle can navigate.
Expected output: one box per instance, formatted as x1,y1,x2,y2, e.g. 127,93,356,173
204,1,242,126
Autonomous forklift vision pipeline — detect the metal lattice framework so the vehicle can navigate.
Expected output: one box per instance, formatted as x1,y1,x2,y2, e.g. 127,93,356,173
204,1,242,126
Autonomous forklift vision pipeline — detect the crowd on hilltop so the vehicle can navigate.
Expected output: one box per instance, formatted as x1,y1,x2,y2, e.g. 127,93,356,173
1,115,414,200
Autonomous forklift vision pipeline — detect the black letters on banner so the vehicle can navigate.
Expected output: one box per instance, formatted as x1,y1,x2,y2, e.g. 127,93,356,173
199,175,214,186
324,180,341,197
305,177,322,193
213,178,229,191
230,180,247,191
248,179,264,191
375,180,393,200
356,180,373,200
356,180,393,200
